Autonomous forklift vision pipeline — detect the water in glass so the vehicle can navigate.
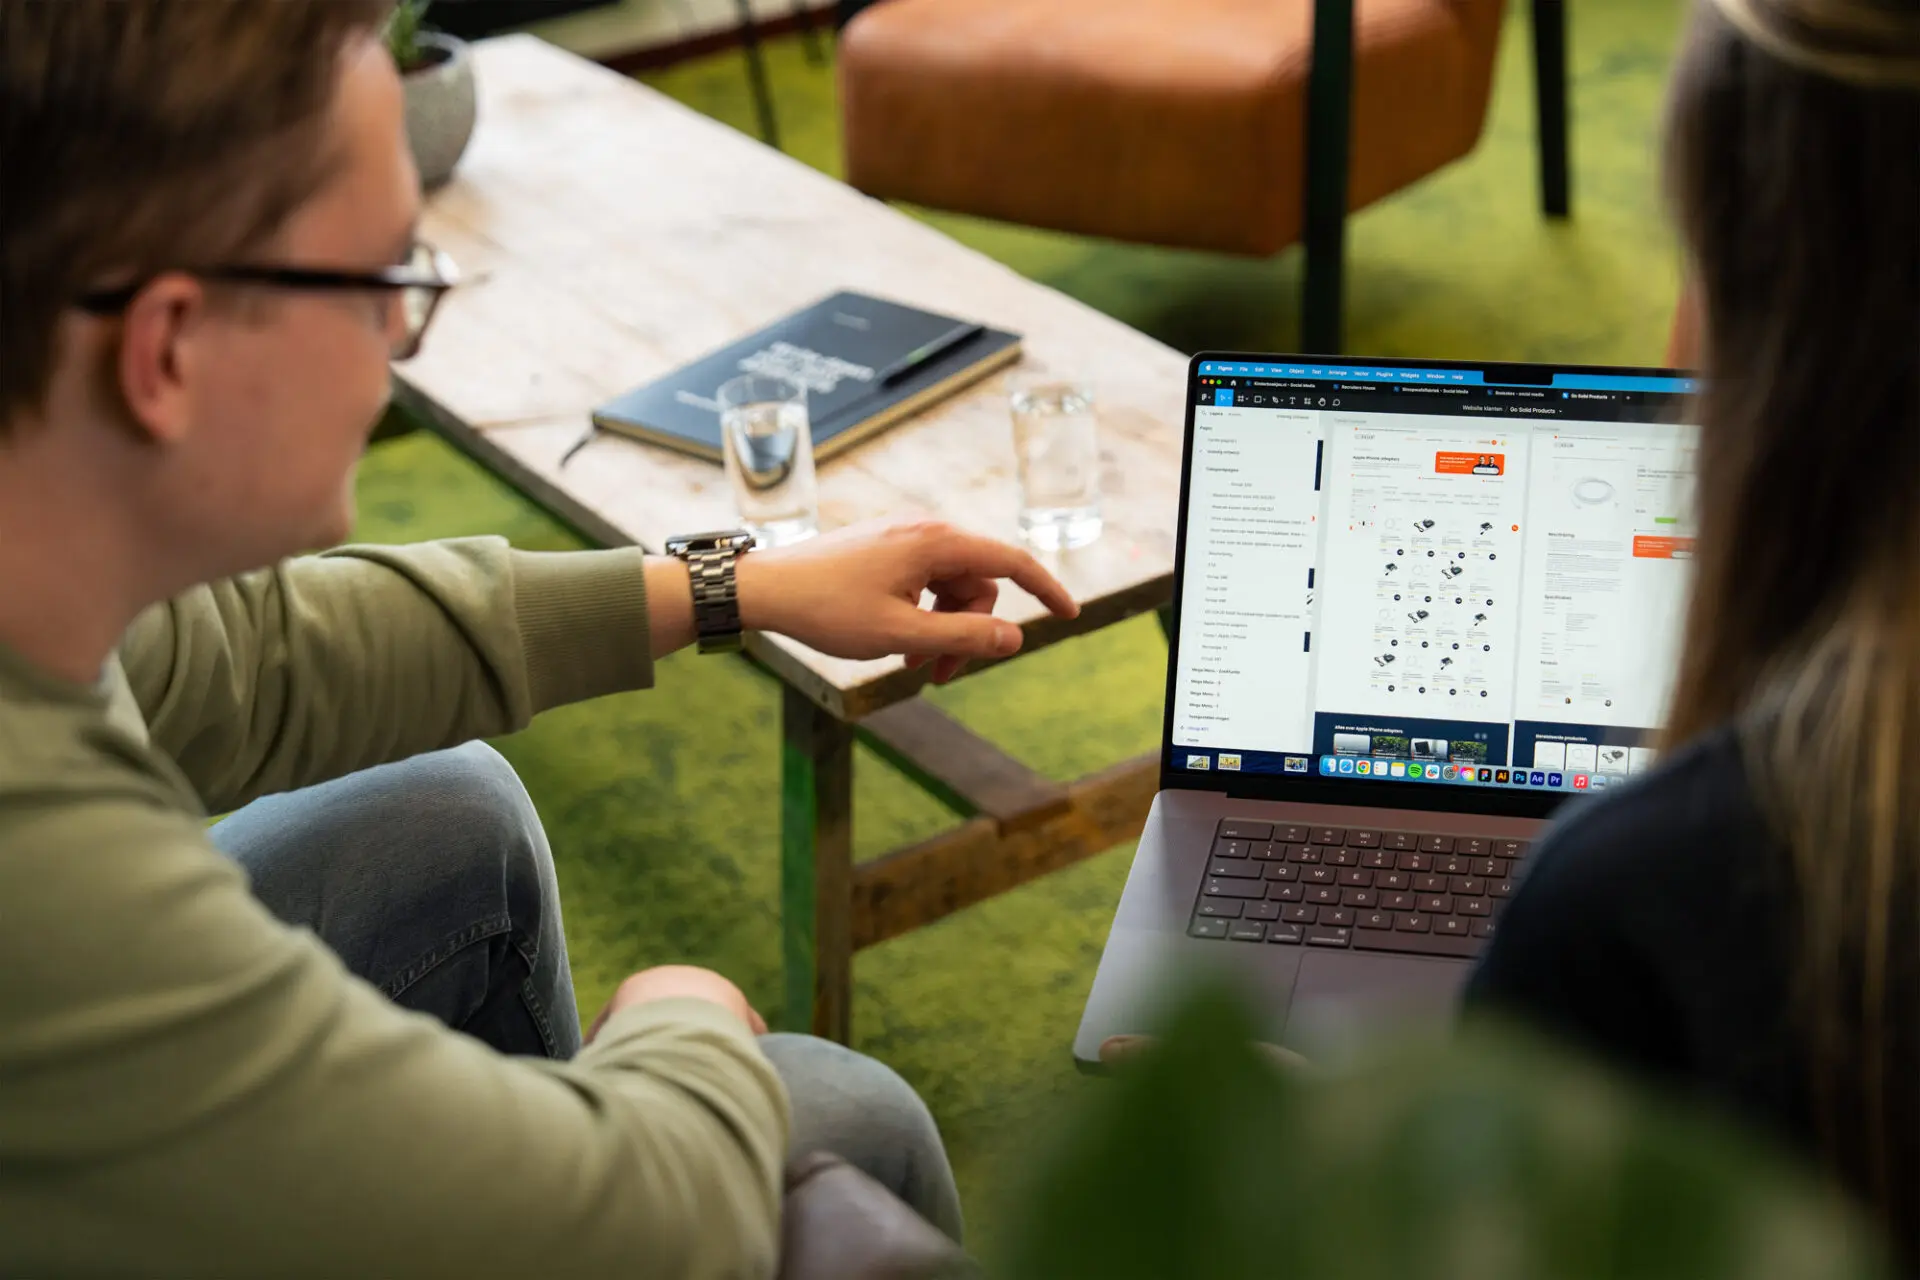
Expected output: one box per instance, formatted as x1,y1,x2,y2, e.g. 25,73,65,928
1011,383,1102,550
719,375,818,546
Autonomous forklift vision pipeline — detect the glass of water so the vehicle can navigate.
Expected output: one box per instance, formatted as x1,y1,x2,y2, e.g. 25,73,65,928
1010,381,1103,550
717,374,818,546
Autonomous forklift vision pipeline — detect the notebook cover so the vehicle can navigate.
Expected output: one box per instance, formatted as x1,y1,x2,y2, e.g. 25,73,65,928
590,290,1023,462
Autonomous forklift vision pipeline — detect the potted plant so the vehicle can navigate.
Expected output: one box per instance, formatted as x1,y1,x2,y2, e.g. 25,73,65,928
387,0,476,190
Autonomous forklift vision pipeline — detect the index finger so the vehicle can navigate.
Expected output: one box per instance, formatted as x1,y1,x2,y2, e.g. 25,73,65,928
927,529,1080,619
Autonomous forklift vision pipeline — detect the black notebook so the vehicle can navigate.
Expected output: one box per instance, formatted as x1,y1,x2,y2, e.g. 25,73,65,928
591,291,1022,463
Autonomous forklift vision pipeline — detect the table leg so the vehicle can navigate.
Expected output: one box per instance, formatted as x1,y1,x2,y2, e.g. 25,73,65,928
733,0,782,150
781,684,856,1042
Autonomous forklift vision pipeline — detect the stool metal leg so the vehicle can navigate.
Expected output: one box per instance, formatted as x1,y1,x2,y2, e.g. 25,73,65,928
1301,0,1355,355
734,0,782,150
792,0,826,66
1533,0,1572,218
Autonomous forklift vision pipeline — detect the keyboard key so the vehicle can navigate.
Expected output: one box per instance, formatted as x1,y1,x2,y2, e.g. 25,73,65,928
1450,876,1487,896
1324,908,1355,927
1359,910,1394,930
1283,904,1319,924
1436,916,1470,937
1353,930,1477,959
1338,868,1374,887
1251,841,1284,861
1472,858,1508,878
1287,844,1322,863
1384,832,1419,851
1418,894,1453,915
1311,827,1345,845
1361,849,1396,870
1497,840,1528,858
1307,885,1340,905
1247,902,1281,921
1220,820,1274,840
1271,883,1304,902
1383,892,1417,911
1458,898,1491,917
1414,874,1448,894
1213,837,1255,860
1209,859,1261,879
1396,913,1432,933
1197,900,1243,918
1304,865,1338,884
1190,917,1230,939
1276,824,1312,843
1471,920,1498,939
1397,853,1432,872
1268,924,1305,945
1379,871,1411,891
1342,888,1377,908
1229,922,1268,942
1205,878,1267,900
1325,847,1358,867
1347,830,1382,847
1420,835,1456,853
1460,838,1489,856
1438,855,1471,876
1305,926,1352,948
1265,862,1299,881
1491,879,1517,898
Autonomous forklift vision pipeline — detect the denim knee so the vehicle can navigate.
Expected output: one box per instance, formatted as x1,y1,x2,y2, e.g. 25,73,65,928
759,1033,964,1242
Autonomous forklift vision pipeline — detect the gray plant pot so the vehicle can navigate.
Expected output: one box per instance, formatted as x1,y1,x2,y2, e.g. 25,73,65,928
401,32,476,191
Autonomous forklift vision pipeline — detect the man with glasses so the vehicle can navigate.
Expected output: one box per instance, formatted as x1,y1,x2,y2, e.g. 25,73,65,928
0,2,1076,1273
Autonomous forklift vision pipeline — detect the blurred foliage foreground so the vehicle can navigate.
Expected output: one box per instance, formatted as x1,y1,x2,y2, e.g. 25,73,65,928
982,984,1890,1280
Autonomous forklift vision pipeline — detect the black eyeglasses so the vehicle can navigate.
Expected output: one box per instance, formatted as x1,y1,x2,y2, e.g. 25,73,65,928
73,242,460,360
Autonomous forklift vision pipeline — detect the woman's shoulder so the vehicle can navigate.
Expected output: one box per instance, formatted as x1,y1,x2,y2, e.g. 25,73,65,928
1527,727,1770,890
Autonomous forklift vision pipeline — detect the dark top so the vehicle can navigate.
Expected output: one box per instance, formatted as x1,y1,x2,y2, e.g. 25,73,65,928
1465,726,1918,1253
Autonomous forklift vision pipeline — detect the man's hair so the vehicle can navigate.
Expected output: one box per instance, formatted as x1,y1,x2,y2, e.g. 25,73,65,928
0,0,394,428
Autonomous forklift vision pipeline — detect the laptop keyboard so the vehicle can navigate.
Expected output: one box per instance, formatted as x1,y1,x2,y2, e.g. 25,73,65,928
1189,819,1528,959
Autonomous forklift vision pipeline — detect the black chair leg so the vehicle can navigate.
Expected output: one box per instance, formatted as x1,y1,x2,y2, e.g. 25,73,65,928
1300,0,1355,356
792,0,827,65
1532,0,1571,217
735,0,782,150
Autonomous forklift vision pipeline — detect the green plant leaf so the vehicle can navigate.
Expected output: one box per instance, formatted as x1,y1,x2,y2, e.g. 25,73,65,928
384,0,433,72
994,981,1890,1280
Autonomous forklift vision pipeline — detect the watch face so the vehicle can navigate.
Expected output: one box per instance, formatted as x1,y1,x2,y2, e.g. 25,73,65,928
665,529,757,556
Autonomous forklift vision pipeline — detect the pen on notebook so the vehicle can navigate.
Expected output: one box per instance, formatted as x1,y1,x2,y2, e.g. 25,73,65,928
875,322,987,388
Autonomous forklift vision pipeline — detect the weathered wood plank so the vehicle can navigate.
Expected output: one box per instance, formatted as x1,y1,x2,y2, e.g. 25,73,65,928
857,699,1070,834
850,751,1160,950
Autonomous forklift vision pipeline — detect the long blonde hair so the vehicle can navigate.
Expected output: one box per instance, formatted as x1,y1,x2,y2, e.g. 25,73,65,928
1662,0,1920,1256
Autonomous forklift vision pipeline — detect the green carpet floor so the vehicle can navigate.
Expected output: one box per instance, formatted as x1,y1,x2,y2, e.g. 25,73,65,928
357,0,1687,1250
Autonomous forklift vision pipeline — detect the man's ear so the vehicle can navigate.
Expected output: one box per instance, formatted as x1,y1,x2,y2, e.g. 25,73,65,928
114,273,209,446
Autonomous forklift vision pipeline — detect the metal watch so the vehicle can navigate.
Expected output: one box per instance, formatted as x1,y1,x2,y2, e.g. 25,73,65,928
663,529,758,654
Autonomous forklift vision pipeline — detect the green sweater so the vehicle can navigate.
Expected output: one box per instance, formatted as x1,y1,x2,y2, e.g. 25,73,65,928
0,539,789,1278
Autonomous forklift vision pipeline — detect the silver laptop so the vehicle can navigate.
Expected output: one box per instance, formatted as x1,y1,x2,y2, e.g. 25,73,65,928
1074,352,1700,1066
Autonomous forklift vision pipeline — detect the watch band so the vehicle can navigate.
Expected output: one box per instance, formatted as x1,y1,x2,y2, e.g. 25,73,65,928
684,545,745,654
665,530,756,655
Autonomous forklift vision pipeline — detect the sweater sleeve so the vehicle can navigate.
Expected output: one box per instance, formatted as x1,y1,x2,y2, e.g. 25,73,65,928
1461,823,1687,1084
117,539,655,814
0,796,788,1279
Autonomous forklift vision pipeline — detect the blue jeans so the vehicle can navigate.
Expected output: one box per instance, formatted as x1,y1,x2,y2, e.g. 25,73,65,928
209,741,963,1242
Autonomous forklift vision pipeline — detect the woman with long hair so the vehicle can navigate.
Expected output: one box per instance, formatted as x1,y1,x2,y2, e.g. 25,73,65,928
1465,0,1920,1260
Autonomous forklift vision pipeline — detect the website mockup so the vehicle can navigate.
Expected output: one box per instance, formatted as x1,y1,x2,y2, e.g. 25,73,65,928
1170,360,1699,796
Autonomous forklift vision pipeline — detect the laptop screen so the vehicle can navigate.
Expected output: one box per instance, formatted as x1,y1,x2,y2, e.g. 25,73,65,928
1166,354,1700,804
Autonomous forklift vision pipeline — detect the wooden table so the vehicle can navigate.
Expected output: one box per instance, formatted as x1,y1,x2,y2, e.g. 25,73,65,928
394,35,1190,1041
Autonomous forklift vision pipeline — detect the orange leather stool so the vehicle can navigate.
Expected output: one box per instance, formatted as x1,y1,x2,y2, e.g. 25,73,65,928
837,0,1571,352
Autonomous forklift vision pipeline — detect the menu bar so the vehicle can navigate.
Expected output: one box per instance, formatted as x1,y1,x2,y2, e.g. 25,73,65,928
1197,361,1697,394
